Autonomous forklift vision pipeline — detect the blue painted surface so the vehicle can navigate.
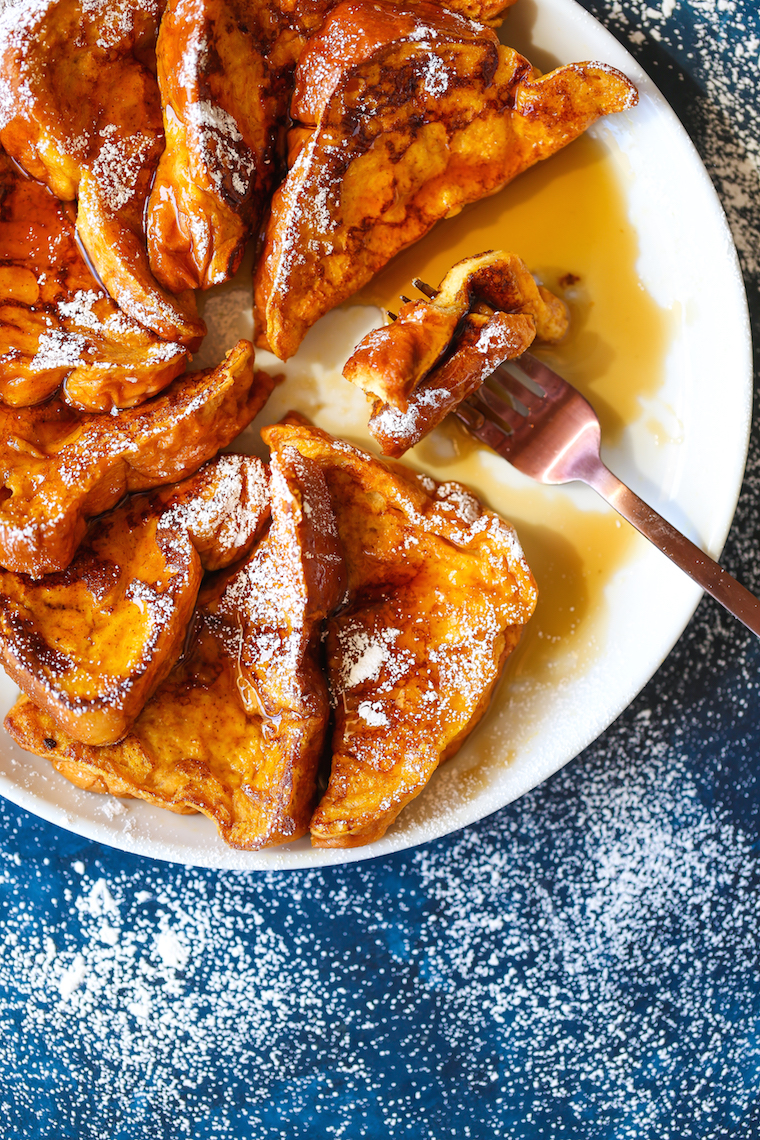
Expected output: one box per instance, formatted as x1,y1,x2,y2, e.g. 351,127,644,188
2,2,760,1137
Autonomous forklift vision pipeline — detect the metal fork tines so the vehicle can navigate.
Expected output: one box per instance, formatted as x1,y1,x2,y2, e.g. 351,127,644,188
456,351,760,638
460,353,603,486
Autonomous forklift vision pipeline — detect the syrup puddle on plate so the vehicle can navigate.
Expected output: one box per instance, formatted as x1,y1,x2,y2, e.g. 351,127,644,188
202,131,673,818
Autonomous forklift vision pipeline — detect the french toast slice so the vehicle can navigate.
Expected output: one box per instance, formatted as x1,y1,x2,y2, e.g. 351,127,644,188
0,147,189,411
0,339,274,576
147,0,289,292
6,443,346,849
147,0,520,293
262,421,537,848
0,0,205,346
0,455,269,746
254,0,637,359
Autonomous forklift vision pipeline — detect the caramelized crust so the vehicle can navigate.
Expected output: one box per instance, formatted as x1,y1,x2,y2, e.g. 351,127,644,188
0,0,205,346
0,147,190,411
0,339,274,576
0,455,269,745
6,444,346,849
147,0,519,293
262,421,537,848
147,0,291,292
254,0,637,359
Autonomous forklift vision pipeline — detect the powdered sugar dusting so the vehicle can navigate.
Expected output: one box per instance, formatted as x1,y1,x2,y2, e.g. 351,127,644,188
2,703,760,1134
79,0,146,52
144,339,186,362
372,383,448,436
337,626,404,692
161,454,269,564
419,54,451,99
91,127,153,215
0,0,49,128
186,100,256,200
177,28,208,90
434,481,482,524
125,577,176,627
356,700,389,727
30,329,87,372
55,291,183,362
56,289,105,333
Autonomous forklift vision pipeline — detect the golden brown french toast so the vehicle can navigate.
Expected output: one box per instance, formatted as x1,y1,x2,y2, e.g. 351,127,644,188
254,0,637,359
0,339,274,576
147,0,289,292
6,420,537,849
146,0,516,293
0,0,205,346
6,442,346,849
0,147,190,411
262,421,537,848
0,455,269,746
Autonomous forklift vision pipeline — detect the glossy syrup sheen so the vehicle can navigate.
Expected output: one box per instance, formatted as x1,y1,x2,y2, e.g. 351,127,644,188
358,133,671,738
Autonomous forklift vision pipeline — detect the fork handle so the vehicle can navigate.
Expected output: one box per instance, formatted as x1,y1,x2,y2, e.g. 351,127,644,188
586,462,760,637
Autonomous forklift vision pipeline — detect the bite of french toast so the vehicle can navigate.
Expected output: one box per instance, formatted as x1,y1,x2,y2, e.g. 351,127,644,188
346,250,570,455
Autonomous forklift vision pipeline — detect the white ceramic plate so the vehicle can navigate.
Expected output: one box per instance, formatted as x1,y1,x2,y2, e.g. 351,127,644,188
0,0,751,868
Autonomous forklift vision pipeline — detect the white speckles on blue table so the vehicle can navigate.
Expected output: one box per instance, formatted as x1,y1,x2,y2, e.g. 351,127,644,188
2,724,760,1137
3,2,760,1137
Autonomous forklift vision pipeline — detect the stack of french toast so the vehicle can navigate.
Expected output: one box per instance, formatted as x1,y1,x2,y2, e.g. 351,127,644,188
0,0,636,847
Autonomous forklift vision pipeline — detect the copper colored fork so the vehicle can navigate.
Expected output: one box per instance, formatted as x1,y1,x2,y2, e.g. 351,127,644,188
455,350,760,637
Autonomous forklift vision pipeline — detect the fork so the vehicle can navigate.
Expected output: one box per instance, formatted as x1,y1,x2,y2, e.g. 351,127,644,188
401,278,760,636
449,348,760,637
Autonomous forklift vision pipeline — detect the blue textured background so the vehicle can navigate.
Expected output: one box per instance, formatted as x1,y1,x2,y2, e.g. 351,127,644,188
3,2,760,1137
